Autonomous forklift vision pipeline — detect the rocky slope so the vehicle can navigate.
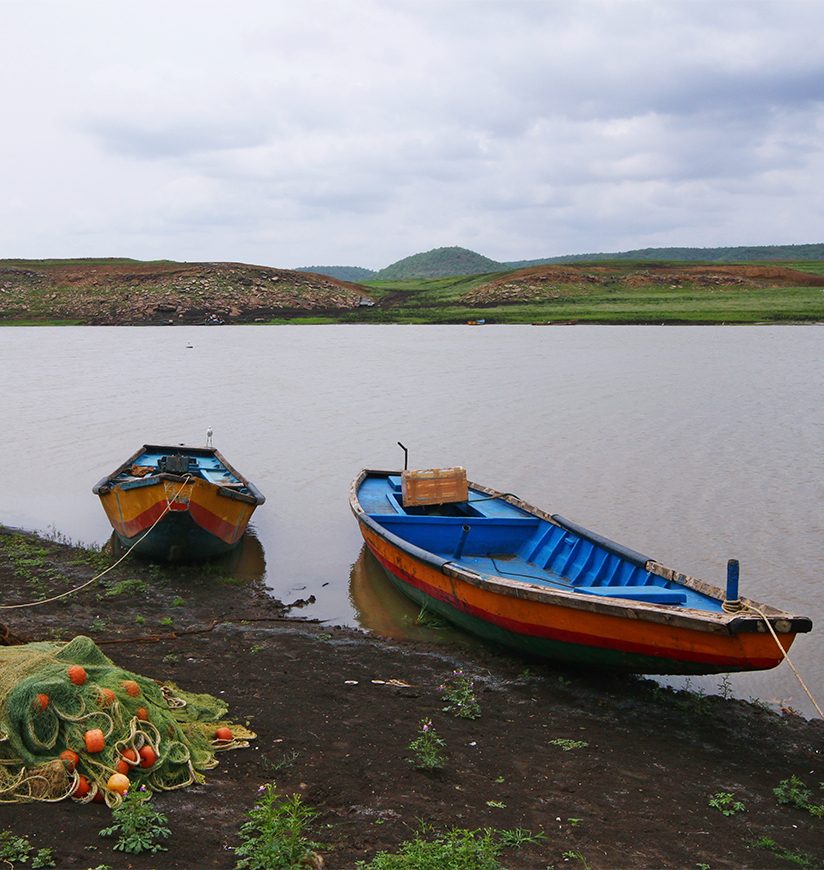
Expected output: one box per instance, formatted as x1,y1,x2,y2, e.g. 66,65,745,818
0,260,373,324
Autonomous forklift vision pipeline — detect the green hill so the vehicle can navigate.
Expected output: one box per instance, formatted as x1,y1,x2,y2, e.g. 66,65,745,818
504,243,824,269
375,247,503,279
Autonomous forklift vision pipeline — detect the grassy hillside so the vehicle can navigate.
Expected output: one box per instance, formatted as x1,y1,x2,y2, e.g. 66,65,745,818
374,247,502,279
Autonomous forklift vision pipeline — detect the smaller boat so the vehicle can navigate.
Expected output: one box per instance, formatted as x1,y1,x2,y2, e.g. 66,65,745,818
94,444,265,562
350,468,812,675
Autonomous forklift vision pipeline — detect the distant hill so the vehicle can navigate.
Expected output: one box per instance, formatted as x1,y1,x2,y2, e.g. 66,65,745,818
295,265,377,281
375,247,502,279
300,243,824,281
504,243,824,269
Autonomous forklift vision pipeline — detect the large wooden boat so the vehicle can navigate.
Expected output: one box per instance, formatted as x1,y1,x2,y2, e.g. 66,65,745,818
94,444,265,562
349,468,812,674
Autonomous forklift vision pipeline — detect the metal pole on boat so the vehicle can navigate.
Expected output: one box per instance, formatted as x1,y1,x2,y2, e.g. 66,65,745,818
725,559,742,610
397,442,409,470
454,524,471,559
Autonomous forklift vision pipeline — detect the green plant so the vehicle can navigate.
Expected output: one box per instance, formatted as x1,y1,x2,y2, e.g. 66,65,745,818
234,783,322,869
717,675,732,700
749,836,818,868
440,670,481,719
497,828,546,848
408,719,447,770
101,578,147,598
774,775,824,816
159,616,173,626
0,829,33,865
562,850,591,870
486,800,506,809
134,615,145,625
31,848,56,868
265,750,301,774
415,606,446,629
162,653,179,664
549,738,589,751
171,596,186,607
708,792,745,816
99,788,171,854
356,824,504,868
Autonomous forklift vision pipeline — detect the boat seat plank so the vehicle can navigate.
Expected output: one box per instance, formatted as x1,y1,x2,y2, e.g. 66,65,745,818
578,585,687,605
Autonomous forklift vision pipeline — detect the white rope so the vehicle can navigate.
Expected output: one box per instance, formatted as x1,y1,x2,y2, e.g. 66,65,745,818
0,476,191,611
728,601,823,720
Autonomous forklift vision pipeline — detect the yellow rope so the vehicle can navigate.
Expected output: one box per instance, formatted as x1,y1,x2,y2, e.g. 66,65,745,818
0,475,191,611
726,601,823,719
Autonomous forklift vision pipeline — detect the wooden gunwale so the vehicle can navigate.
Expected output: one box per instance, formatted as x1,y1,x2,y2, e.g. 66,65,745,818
349,470,810,637
93,444,265,506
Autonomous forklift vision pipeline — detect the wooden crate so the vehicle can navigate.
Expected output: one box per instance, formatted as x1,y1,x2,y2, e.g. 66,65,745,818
401,467,468,507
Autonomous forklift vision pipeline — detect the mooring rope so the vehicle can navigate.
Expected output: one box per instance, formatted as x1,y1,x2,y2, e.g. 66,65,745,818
0,476,192,611
723,600,823,719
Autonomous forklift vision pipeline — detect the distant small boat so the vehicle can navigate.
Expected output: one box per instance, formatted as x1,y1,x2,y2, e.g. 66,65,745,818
94,444,265,562
350,468,812,674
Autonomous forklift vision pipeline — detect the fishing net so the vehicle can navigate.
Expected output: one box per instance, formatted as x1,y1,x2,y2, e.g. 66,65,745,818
0,635,254,806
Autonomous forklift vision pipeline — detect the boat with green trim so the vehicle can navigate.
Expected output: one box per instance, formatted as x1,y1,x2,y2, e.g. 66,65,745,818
94,444,265,562
349,468,812,674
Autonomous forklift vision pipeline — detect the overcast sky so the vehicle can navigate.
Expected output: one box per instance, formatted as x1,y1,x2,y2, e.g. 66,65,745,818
2,0,822,269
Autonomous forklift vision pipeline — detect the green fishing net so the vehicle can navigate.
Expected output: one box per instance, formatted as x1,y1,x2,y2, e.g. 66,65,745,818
0,636,253,805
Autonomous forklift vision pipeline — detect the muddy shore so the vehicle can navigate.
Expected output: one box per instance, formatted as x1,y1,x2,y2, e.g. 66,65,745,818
1,525,822,868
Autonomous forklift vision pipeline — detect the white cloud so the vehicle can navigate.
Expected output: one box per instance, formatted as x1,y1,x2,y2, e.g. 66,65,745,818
1,0,823,267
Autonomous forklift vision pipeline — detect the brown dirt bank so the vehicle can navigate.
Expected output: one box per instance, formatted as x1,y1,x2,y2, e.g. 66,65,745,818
462,263,824,306
1,526,822,868
0,260,373,325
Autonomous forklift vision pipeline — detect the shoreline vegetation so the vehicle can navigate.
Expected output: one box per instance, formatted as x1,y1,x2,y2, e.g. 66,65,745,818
2,257,824,326
1,523,823,868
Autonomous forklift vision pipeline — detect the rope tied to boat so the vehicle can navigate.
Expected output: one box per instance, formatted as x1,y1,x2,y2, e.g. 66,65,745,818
0,476,192,611
722,599,823,720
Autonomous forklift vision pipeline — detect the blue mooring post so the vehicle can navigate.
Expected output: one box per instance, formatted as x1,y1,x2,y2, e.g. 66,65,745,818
454,524,471,559
726,559,740,603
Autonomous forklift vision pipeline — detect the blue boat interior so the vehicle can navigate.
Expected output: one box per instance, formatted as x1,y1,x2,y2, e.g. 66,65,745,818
113,449,249,492
359,473,724,612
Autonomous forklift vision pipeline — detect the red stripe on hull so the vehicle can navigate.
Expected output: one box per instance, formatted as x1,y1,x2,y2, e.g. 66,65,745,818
367,543,778,670
118,498,241,545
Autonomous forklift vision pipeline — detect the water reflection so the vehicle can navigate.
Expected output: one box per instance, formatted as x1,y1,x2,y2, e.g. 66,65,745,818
106,527,267,583
348,544,479,647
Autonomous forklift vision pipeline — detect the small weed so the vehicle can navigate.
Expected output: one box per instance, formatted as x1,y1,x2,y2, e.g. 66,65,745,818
494,775,505,783
171,596,186,607
357,824,504,868
264,750,301,774
708,792,745,816
774,775,824,816
159,616,173,626
440,669,481,719
749,836,819,868
162,653,179,665
486,800,506,809
415,605,447,629
562,850,591,869
101,578,147,598
99,788,171,854
234,783,322,869
89,618,106,632
717,674,732,700
498,827,546,848
134,615,145,625
0,829,33,865
316,632,333,641
567,818,582,827
250,644,264,654
408,719,447,770
32,848,57,868
549,738,589,752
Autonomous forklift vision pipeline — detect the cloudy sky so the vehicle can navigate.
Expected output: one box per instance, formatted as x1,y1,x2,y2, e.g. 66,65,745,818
2,0,822,269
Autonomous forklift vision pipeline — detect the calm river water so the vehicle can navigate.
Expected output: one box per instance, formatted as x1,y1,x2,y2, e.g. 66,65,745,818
1,325,822,715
